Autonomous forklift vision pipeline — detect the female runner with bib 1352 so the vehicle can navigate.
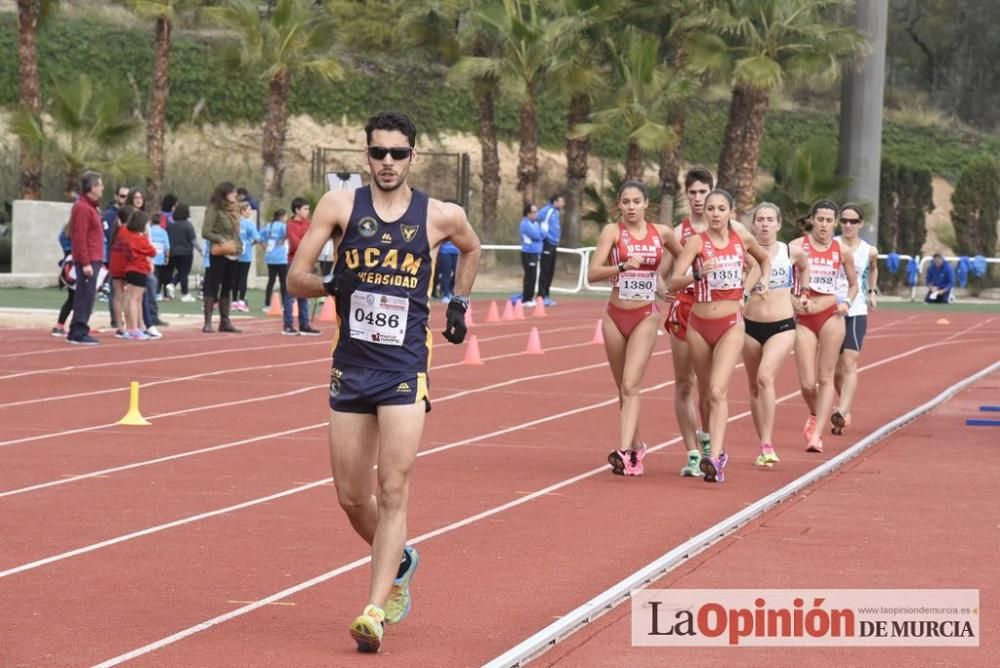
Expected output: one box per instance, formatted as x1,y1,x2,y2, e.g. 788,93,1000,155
588,180,681,476
669,189,771,483
742,202,810,468
790,200,857,454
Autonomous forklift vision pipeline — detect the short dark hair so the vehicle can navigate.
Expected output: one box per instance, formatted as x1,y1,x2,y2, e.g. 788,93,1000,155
290,197,309,214
271,208,286,221
80,170,102,194
810,199,839,218
549,192,563,203
116,205,134,225
365,111,417,147
173,202,190,220
236,187,249,197
684,167,714,190
160,193,178,213
523,202,535,216
126,209,150,233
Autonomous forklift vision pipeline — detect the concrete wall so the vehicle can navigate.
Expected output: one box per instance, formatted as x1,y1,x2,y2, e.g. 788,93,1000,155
6,199,263,288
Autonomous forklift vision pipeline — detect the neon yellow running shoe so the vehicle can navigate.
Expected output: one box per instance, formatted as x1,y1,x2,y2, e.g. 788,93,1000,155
385,546,419,624
679,450,704,477
350,604,385,653
754,444,780,468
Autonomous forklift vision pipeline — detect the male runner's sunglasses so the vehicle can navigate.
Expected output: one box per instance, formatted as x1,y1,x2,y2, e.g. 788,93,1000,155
368,146,412,161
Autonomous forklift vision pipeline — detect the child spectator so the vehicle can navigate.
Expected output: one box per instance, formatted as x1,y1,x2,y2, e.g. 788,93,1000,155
165,202,199,302
107,205,134,337
260,209,295,332
150,213,171,300
110,210,156,340
52,220,74,337
232,201,260,312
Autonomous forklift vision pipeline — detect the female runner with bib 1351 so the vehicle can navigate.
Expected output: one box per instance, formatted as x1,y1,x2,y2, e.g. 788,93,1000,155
669,190,771,483
588,180,681,476
790,200,857,454
742,203,810,468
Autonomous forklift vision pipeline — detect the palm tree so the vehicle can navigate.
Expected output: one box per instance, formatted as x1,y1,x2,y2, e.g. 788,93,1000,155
685,0,865,214
454,0,583,206
572,27,688,181
129,0,202,210
16,0,58,200
760,139,851,240
11,75,149,198
204,0,344,216
545,0,616,248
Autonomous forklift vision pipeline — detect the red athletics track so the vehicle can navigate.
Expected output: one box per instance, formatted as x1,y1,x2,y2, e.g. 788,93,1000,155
0,303,997,667
537,369,1000,667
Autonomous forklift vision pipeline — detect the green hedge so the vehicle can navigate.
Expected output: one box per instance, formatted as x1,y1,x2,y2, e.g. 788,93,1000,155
1,13,998,181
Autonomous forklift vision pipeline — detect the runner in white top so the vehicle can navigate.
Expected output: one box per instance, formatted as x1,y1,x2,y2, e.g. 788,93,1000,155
831,203,878,435
742,203,810,467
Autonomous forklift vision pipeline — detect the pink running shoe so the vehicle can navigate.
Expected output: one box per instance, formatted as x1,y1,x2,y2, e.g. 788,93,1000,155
623,444,646,476
803,414,817,443
806,438,824,453
699,451,727,483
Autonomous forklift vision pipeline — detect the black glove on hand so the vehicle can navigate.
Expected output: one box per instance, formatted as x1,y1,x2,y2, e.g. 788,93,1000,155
323,268,361,317
442,299,468,344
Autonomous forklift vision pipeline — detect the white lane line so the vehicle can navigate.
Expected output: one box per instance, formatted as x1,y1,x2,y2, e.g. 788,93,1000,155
4,324,988,584
86,323,994,668
0,327,597,447
0,352,670,498
486,365,999,666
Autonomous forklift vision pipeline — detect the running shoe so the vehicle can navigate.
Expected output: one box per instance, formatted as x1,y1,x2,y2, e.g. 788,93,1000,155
281,326,300,336
700,452,727,483
623,444,646,476
754,444,780,468
385,546,420,625
680,450,704,477
543,297,557,307
607,449,627,475
350,604,385,653
806,438,824,453
830,410,849,435
803,414,817,443
697,430,711,460
51,325,66,337
298,325,322,336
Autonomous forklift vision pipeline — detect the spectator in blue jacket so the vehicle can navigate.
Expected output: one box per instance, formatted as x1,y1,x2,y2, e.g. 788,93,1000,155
433,199,463,302
519,202,542,306
260,208,296,331
150,218,171,300
232,201,260,312
536,192,565,306
925,253,954,303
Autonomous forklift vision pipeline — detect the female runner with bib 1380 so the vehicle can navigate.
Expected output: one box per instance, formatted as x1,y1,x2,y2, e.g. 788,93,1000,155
742,203,810,468
790,200,858,454
669,190,771,483
588,180,682,476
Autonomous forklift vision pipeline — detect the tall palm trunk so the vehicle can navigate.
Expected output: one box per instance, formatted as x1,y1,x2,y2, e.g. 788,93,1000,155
624,139,643,181
145,15,172,210
17,0,43,200
717,83,769,215
562,94,590,248
477,86,500,244
658,108,685,224
516,96,538,206
261,67,290,219
733,84,769,215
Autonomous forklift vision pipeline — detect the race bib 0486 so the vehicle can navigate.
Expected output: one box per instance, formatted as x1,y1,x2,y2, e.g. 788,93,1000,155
349,290,408,346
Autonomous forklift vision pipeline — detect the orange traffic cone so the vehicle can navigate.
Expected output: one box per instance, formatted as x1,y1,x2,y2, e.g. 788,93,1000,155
514,301,526,320
465,302,475,327
525,326,544,354
501,301,514,321
316,297,336,322
463,335,484,365
591,319,604,344
267,293,282,316
486,301,500,322
533,300,546,317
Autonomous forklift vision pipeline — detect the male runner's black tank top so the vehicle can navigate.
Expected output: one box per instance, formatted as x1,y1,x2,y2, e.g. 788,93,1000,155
333,186,432,372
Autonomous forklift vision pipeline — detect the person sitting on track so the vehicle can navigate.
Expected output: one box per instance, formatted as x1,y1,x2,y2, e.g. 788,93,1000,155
832,203,879,435
588,180,682,477
288,110,481,655
790,200,858,454
668,189,771,483
742,202,810,468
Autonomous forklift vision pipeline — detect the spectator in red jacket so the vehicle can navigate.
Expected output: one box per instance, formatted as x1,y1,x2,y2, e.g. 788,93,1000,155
67,171,106,345
109,210,157,341
284,197,321,335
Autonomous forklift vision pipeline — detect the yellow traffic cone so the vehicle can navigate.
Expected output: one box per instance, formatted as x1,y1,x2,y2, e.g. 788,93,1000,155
117,381,151,426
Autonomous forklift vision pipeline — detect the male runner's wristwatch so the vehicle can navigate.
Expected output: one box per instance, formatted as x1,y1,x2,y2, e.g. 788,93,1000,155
617,262,626,273
451,295,470,310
